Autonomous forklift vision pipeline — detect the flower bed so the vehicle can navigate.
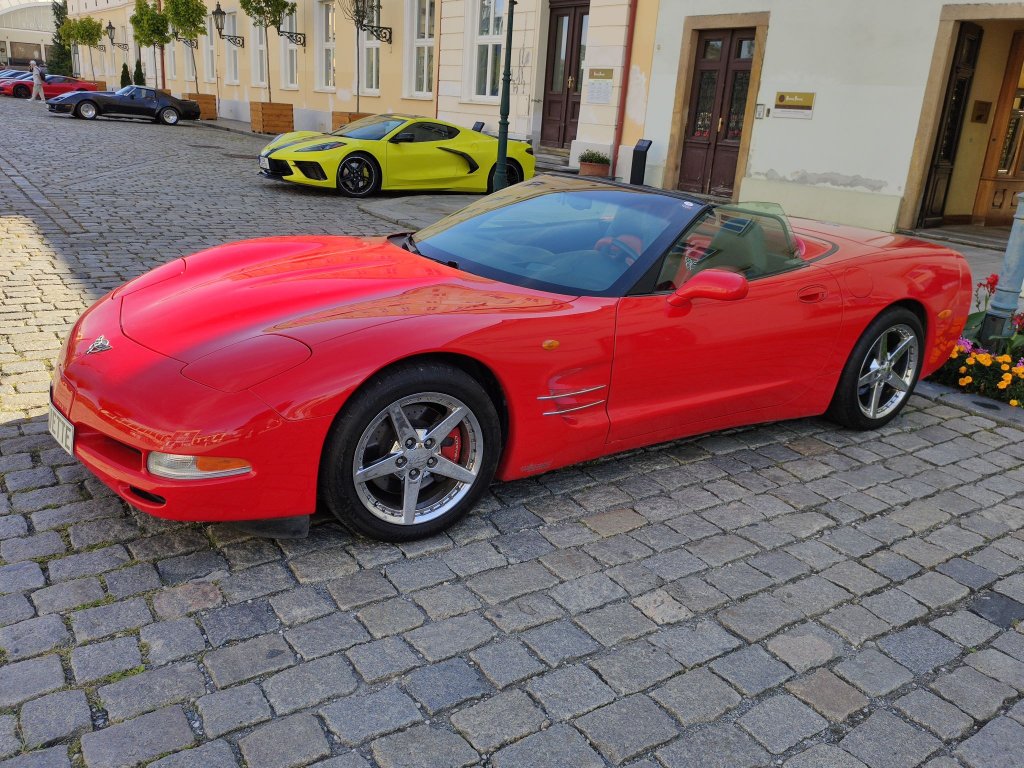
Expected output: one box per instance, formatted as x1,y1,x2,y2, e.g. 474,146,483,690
926,272,1024,408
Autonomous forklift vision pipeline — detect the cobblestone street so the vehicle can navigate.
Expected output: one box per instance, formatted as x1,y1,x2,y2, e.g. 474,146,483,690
2,97,1024,768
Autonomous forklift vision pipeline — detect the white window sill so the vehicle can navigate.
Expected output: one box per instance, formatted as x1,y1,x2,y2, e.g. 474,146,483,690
461,96,499,105
314,86,336,93
358,90,381,97
280,85,299,90
252,82,267,88
225,79,240,86
406,93,433,101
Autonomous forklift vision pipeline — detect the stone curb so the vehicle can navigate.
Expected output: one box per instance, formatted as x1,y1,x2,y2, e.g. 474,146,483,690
188,119,268,140
915,378,1024,428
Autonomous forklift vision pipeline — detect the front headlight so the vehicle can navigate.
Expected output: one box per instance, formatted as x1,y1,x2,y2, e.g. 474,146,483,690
180,334,312,392
147,453,252,480
297,141,346,152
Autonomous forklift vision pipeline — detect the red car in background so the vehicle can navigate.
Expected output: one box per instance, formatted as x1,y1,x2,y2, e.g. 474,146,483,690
0,75,97,99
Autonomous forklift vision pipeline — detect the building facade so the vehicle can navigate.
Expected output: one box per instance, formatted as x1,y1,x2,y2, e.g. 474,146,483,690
0,0,54,67
64,0,1024,233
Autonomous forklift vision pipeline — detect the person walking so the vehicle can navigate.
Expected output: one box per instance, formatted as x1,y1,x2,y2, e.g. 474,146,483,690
28,60,45,102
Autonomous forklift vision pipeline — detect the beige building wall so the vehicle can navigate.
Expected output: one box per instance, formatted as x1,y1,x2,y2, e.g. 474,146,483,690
0,3,55,67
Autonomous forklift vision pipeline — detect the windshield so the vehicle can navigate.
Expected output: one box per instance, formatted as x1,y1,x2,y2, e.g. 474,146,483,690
415,179,703,296
331,115,407,140
115,86,134,96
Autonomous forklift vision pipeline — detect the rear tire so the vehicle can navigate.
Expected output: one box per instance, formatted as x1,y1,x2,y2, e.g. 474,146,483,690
319,362,501,541
75,101,98,120
13,85,29,99
486,160,524,193
827,307,924,430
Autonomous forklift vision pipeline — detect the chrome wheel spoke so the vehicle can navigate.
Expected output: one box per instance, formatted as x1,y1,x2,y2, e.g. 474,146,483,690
430,456,477,484
868,380,885,418
401,472,422,525
425,406,466,444
355,453,402,483
885,371,910,392
858,369,878,388
887,336,913,364
388,404,417,446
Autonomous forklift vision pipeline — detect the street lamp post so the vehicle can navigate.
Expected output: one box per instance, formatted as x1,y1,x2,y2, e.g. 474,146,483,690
212,2,245,47
492,0,516,191
981,195,1024,343
106,21,129,51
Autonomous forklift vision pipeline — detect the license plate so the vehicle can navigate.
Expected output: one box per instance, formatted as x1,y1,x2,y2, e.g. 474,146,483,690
48,403,75,456
259,156,270,170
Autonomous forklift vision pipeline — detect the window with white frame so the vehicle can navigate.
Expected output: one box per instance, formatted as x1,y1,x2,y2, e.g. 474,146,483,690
185,40,196,82
203,16,215,81
316,0,335,88
166,40,176,79
280,12,298,87
473,0,503,97
360,3,380,93
225,12,239,82
251,21,266,86
407,0,434,96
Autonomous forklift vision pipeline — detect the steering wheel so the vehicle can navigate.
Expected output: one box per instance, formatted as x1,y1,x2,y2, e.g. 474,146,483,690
595,235,643,266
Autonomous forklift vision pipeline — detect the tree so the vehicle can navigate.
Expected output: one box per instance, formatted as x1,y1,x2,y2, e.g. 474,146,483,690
129,0,171,88
60,17,103,81
120,61,132,87
239,0,295,103
339,0,374,113
165,0,206,95
133,58,145,85
49,0,74,76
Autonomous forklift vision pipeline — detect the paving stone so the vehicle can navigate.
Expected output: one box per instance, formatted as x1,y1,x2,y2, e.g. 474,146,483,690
0,615,69,660
835,648,914,696
140,618,206,665
268,586,335,625
320,685,422,746
204,633,295,688
0,655,65,708
663,576,729,613
899,572,970,609
786,668,868,722
963,648,1024,691
403,658,489,714
968,591,1024,629
70,636,141,683
936,557,998,590
649,620,741,667
307,756,369,768
575,694,677,765
284,612,371,660
346,636,421,683
930,666,1017,720
467,561,558,604
0,717,16,760
738,693,827,754
822,560,889,594
261,653,358,714
718,593,804,641
383,557,455,594
840,711,941,768
148,740,239,768
99,661,206,721
929,610,1000,647
411,583,481,619
863,550,921,581
1,532,64,563
877,625,961,674
19,689,91,749
861,589,928,628
356,597,425,638
491,723,604,767
152,582,223,620
470,639,545,688
27,578,101,617
575,602,656,646
956,716,1024,768
238,713,330,768
370,724,478,768
651,666,740,725
70,598,151,642
46,546,129,583
80,706,196,768
783,745,867,767
200,600,279,646
450,689,546,752
157,551,229,585
521,619,600,665
821,604,891,645
0,593,34,628
710,645,793,695
765,622,844,673
587,640,681,695
404,612,496,661
775,575,853,617
0,746,71,768
485,593,563,633
196,683,273,738
526,663,615,720
894,689,973,740
656,722,770,768
993,629,1024,661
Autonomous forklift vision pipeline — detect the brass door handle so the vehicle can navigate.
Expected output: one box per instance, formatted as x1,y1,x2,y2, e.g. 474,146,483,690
717,116,724,133
567,75,575,90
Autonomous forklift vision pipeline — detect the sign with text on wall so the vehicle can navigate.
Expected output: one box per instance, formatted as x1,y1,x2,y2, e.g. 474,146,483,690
586,68,613,105
774,91,815,119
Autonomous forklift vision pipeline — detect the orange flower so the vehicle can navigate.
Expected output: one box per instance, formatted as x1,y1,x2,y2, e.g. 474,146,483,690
1002,364,1011,371
959,376,973,386
998,381,1009,390
1012,399,1020,407
966,358,976,366
959,366,967,374
997,354,1013,364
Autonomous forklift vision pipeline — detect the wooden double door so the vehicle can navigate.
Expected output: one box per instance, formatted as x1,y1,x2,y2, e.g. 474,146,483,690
678,28,756,198
541,0,589,149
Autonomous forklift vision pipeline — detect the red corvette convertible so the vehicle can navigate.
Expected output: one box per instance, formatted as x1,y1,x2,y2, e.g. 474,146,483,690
1,75,97,99
51,175,971,540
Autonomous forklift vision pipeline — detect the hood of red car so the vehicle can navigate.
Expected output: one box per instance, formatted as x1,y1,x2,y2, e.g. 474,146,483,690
119,235,567,362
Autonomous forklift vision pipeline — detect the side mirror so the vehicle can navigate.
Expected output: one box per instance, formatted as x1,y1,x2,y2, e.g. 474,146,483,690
667,268,748,308
390,132,415,144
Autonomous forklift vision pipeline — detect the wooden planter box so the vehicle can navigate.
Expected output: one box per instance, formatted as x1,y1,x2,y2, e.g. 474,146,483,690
86,80,106,90
578,161,610,177
331,111,373,131
251,101,294,134
184,92,217,120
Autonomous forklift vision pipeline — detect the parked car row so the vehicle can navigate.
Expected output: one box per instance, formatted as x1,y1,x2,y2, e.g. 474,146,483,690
47,85,201,124
0,72,98,99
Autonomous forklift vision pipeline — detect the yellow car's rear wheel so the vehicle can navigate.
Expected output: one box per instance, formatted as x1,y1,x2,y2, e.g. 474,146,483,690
337,153,382,198
487,160,524,193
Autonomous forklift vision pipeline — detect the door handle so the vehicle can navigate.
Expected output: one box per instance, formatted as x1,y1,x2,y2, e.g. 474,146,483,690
567,75,575,90
717,116,723,133
798,285,828,303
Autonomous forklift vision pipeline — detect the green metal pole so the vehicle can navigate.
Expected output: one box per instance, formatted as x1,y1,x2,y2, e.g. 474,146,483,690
493,0,516,191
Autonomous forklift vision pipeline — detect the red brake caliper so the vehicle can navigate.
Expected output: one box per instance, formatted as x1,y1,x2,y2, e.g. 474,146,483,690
440,428,462,462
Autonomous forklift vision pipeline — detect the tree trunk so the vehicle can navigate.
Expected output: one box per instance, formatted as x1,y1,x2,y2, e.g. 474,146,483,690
265,25,272,104
355,25,360,113
191,44,199,95
87,47,94,80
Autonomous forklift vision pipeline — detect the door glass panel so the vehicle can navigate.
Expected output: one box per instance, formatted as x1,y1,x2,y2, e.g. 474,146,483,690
576,14,588,92
691,70,717,138
998,91,1024,174
738,38,755,60
726,70,750,140
702,39,723,61
938,77,969,162
551,15,568,90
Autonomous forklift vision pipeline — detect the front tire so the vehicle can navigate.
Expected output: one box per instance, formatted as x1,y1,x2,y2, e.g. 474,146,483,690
13,85,29,99
158,107,180,125
828,307,924,430
320,362,501,541
336,153,382,198
75,101,98,120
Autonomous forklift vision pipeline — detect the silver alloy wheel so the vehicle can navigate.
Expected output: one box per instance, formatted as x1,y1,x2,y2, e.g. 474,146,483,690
160,107,179,125
339,156,376,195
352,392,483,526
79,102,97,119
856,322,919,419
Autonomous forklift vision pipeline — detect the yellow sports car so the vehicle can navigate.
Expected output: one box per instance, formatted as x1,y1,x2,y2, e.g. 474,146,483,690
258,114,536,198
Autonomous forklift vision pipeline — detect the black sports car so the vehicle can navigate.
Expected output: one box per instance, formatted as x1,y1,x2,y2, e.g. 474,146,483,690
47,86,201,125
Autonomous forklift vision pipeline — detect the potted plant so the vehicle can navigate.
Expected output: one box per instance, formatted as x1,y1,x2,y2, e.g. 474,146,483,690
166,0,215,117
240,0,296,133
578,149,611,177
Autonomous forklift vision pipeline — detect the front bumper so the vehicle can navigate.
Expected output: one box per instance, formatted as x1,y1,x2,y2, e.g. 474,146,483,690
48,102,74,114
258,153,335,188
53,296,330,522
